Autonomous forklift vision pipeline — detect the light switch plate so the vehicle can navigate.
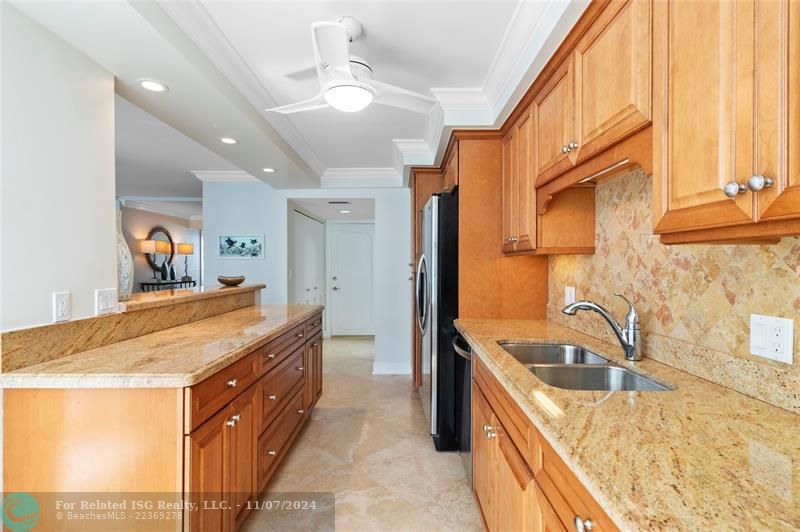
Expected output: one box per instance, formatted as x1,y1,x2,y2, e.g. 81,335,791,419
750,313,794,364
564,286,576,306
52,292,71,322
95,288,119,316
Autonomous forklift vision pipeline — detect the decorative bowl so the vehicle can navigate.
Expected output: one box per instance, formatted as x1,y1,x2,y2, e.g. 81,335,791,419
218,275,246,287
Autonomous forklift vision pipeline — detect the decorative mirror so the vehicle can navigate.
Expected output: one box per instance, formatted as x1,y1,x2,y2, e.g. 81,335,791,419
145,226,174,271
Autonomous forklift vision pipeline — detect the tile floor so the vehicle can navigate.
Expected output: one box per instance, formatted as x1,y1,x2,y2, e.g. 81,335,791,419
243,336,481,531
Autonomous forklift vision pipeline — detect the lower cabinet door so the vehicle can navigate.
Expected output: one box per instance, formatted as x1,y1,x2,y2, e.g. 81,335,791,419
257,388,306,492
187,408,230,532
534,483,567,532
229,384,258,531
313,334,323,403
496,426,536,532
472,383,496,529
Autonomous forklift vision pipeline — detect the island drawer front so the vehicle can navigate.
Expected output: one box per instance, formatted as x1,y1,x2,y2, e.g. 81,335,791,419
186,352,258,432
257,386,305,491
259,323,306,376
259,346,305,432
304,312,323,338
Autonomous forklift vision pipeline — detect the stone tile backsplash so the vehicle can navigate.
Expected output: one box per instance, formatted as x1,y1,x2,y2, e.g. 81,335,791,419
547,169,800,413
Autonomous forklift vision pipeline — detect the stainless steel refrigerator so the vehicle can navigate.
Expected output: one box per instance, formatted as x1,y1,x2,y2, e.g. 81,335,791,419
416,192,461,452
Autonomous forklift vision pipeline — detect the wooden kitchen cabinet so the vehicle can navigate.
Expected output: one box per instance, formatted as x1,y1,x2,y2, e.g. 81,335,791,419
534,57,576,186
308,331,323,406
442,140,459,192
573,0,651,165
472,356,616,532
187,382,257,532
653,0,800,242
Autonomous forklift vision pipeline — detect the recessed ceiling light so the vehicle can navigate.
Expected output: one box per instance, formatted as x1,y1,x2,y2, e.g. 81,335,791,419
262,168,275,173
138,79,168,92
339,209,352,214
219,137,237,145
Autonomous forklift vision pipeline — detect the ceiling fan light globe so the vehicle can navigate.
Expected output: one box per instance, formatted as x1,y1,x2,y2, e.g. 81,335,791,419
324,83,373,112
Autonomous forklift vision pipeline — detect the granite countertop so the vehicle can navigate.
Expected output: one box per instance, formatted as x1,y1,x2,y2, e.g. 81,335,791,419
455,318,800,531
120,283,266,312
0,305,322,389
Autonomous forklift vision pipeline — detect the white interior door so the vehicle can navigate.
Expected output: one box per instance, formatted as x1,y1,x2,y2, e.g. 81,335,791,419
328,223,374,336
289,210,325,305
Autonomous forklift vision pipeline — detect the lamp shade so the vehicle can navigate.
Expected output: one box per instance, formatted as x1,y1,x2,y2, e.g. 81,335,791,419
138,240,157,254
154,240,171,253
177,243,194,255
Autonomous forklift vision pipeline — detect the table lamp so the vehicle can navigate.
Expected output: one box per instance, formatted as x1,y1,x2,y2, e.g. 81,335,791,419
138,240,159,280
176,243,195,282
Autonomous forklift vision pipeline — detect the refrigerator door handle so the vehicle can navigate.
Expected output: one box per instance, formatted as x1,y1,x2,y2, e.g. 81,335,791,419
416,254,429,334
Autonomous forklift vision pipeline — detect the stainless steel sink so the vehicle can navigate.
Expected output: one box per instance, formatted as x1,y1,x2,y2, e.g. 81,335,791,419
528,365,671,392
498,342,608,365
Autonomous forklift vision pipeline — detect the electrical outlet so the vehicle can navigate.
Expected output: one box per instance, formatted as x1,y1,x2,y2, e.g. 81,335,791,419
564,286,576,306
52,292,71,322
94,288,119,316
750,314,794,364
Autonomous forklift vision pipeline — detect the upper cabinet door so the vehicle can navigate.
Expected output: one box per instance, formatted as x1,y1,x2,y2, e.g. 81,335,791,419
534,56,575,186
514,107,536,252
755,0,800,222
574,0,651,164
652,0,755,233
501,129,517,253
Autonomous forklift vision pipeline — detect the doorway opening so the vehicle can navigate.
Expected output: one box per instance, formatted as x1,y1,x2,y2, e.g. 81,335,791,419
287,198,375,338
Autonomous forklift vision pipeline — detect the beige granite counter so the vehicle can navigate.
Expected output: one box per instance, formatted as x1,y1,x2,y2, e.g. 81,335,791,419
0,305,322,388
455,318,800,531
120,283,266,312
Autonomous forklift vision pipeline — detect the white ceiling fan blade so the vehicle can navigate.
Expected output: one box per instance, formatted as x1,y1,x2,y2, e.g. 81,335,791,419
266,93,329,115
368,79,438,114
311,21,354,84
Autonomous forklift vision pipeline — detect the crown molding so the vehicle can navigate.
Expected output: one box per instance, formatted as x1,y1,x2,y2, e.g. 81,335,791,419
191,170,260,183
321,168,403,189
156,1,326,178
119,196,203,221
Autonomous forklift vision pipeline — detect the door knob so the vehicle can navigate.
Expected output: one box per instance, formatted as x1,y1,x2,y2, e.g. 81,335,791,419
332,286,340,291
747,174,774,192
723,181,747,198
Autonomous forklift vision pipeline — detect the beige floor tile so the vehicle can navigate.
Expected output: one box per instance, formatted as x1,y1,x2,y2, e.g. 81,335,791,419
246,336,479,531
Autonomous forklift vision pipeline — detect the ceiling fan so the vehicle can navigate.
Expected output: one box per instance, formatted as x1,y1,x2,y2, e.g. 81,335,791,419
266,16,438,115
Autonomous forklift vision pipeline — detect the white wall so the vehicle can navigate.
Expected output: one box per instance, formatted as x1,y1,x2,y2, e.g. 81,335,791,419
0,5,116,330
120,207,201,291
203,181,413,374
288,206,325,306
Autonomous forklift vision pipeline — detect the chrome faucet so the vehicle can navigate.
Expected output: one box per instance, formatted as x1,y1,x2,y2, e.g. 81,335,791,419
562,294,642,361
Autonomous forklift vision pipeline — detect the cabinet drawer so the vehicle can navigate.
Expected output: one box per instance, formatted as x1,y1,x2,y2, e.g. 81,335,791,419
257,387,305,491
258,323,306,376
259,346,305,432
304,312,323,339
185,352,258,432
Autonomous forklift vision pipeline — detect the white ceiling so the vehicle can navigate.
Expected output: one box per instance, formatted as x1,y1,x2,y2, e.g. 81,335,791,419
116,96,238,197
291,198,374,221
198,1,518,169
15,0,588,190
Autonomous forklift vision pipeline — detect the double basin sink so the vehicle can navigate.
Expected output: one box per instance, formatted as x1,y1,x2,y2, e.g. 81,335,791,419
499,342,671,392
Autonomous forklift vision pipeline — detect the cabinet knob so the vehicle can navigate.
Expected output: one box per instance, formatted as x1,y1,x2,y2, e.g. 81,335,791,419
297,409,304,415
723,181,747,198
747,174,774,192
486,430,497,439
296,332,304,338
574,515,594,532
296,366,304,372
482,424,493,433
561,144,571,154
312,342,319,347
568,141,579,150
226,415,240,427
227,379,238,388
266,353,276,360
267,449,277,456
268,394,277,401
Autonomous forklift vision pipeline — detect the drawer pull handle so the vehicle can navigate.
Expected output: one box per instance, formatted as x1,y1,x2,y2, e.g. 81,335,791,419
266,353,276,360
296,333,304,338
297,409,304,415
312,342,319,347
312,321,320,326
267,449,277,456
296,366,304,371
268,395,277,401
482,424,493,433
226,414,240,428
574,515,594,532
227,379,238,388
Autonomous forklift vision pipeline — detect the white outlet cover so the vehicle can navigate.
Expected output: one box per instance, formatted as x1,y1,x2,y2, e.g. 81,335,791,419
750,313,794,364
52,291,71,322
95,288,119,316
564,286,576,306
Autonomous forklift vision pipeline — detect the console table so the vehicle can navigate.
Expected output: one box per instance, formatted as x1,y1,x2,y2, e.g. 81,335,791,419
139,280,197,292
